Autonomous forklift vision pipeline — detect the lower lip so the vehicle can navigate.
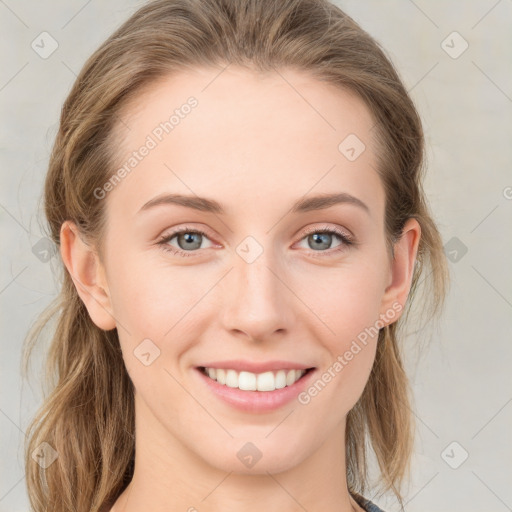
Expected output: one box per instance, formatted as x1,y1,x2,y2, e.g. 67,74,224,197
194,367,316,413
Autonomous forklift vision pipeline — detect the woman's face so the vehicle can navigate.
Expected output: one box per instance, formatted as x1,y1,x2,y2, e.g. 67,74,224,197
72,66,418,476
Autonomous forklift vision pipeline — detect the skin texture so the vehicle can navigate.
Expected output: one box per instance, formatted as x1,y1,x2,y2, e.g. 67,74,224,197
60,66,420,512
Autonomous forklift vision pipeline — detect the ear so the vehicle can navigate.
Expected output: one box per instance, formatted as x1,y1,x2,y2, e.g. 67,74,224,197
59,221,116,331
379,217,421,323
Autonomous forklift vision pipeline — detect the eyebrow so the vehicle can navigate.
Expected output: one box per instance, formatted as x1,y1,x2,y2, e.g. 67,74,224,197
138,192,370,216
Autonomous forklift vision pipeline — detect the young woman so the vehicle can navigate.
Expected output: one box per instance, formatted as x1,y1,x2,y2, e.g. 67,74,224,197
22,1,449,511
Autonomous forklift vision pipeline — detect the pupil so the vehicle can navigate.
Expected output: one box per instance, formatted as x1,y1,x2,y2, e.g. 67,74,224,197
180,232,201,249
311,233,330,249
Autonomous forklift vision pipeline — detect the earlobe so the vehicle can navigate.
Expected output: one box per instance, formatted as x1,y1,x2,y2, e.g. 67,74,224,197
380,218,421,323
59,221,117,331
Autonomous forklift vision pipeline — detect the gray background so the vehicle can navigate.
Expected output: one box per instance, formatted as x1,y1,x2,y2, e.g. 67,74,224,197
1,1,511,511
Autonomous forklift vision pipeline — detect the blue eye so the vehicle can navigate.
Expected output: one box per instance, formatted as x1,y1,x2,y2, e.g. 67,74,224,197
298,226,354,255
157,225,354,258
157,227,213,258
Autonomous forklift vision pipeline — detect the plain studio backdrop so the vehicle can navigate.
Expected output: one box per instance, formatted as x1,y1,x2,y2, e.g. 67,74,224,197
1,1,511,511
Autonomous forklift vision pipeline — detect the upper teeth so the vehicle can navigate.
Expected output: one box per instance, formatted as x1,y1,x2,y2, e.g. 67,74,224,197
204,368,307,392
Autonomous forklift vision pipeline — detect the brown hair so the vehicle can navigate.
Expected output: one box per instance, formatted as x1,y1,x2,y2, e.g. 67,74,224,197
22,0,450,510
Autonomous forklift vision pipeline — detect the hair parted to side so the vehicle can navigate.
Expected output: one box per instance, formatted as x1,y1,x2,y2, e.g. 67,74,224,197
22,0,450,510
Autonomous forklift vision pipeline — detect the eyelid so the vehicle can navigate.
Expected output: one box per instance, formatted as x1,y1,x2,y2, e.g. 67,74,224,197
157,222,356,257
158,223,215,240
156,224,218,250
299,223,354,240
158,223,353,243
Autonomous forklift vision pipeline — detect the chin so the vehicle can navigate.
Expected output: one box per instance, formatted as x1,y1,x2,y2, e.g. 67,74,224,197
199,437,306,475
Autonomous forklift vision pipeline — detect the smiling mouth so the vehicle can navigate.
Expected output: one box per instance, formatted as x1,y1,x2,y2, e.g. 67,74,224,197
197,366,315,392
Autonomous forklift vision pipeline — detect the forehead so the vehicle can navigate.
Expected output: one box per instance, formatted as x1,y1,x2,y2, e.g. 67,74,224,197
106,66,384,222
118,66,376,146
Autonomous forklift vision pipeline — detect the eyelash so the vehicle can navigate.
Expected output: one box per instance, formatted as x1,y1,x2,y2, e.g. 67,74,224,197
157,225,355,258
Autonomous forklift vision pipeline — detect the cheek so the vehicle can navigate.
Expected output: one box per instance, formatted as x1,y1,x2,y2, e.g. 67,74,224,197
107,250,204,335
297,258,387,341
308,345,377,424
300,262,385,406
105,253,201,385
300,320,378,418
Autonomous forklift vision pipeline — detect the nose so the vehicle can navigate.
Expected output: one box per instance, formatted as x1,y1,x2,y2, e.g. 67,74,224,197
219,249,296,342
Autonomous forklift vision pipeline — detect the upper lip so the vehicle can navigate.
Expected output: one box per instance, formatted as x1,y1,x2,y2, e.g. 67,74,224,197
197,360,315,373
